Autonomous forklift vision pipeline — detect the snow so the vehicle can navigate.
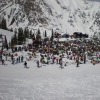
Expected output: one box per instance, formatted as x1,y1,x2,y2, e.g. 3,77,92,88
1,0,100,37
0,29,100,100
0,0,100,99
25,38,33,45
0,27,99,100
0,59,100,100
0,29,14,43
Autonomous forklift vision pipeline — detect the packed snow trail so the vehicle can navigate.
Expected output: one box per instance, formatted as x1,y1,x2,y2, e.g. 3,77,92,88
0,61,100,100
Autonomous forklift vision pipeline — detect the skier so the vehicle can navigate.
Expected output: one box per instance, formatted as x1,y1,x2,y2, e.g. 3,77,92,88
24,61,27,68
11,54,14,64
64,60,67,66
56,57,58,64
21,56,24,62
59,60,63,69
76,58,79,67
59,57,63,69
2,59,5,65
83,54,86,64
16,58,19,64
12,59,15,64
37,60,40,68
19,56,20,63
92,60,96,65
51,57,55,64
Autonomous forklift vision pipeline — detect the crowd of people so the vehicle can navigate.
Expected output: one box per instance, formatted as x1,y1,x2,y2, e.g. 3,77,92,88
1,32,100,69
34,36,100,68
11,54,24,64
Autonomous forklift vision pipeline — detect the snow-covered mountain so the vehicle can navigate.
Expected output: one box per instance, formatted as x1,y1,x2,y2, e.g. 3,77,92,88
0,0,100,36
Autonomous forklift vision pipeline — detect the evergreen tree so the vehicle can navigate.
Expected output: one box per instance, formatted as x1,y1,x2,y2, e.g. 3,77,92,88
18,28,24,45
13,33,18,45
4,36,8,50
11,36,14,47
1,18,7,30
45,30,47,37
24,27,29,38
0,22,1,28
51,29,54,40
36,29,41,48
9,41,11,48
52,29,53,37
32,33,35,40
0,34,2,38
36,29,41,40
29,30,32,38
14,29,17,34
51,29,53,45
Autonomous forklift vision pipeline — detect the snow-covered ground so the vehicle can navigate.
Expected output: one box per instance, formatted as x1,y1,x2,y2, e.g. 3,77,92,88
0,29,14,43
1,0,100,36
0,59,100,100
0,28,100,100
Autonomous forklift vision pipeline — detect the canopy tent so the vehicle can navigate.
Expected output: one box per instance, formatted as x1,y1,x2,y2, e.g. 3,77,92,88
53,38,68,42
62,34,67,37
42,37,49,43
59,38,68,42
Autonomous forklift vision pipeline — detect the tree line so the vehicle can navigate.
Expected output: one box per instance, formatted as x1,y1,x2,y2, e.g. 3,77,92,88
0,18,55,51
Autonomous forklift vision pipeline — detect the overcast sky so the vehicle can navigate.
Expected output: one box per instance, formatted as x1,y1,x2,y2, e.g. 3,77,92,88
89,0,100,2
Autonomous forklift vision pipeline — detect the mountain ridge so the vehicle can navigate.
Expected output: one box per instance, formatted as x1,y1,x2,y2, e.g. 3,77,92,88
0,0,100,36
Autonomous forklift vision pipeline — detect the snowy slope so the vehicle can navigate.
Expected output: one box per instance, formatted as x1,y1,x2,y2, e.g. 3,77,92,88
0,29,14,43
0,0,100,36
0,59,100,100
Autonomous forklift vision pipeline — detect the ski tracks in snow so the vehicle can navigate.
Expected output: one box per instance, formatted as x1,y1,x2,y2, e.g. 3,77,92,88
0,75,100,100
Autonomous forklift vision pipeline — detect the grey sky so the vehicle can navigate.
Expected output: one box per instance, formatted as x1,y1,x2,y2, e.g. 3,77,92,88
89,0,100,2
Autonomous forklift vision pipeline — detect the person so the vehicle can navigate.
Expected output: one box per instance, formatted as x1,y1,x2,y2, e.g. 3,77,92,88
37,60,40,68
12,59,15,64
24,61,27,68
51,57,55,64
59,60,63,69
16,58,19,64
19,56,20,63
64,60,67,66
92,60,96,65
5,56,7,61
56,58,58,64
76,58,79,67
84,54,86,64
11,54,13,61
2,59,5,65
21,56,24,62
11,54,14,64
